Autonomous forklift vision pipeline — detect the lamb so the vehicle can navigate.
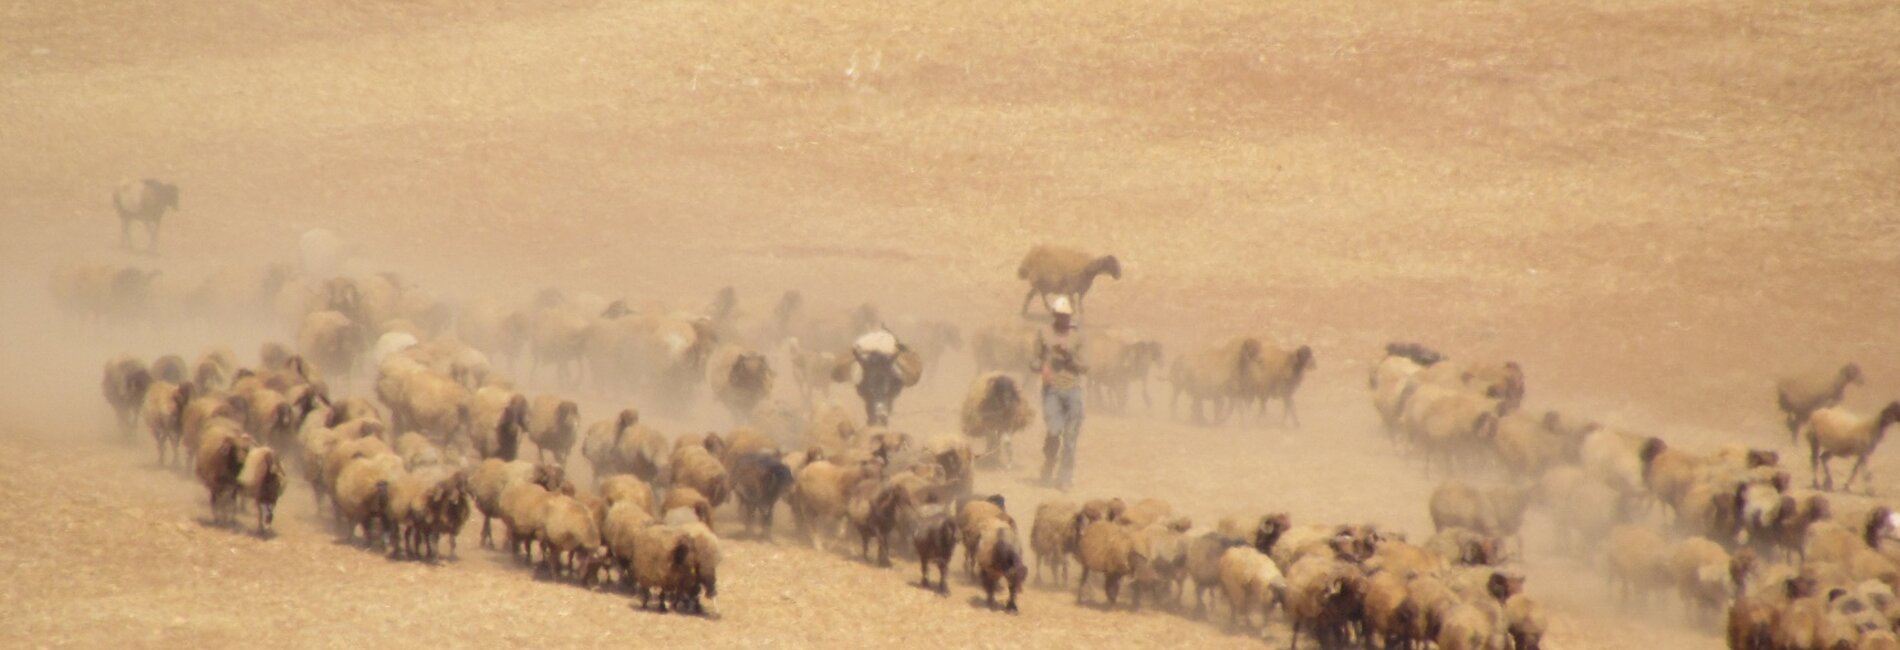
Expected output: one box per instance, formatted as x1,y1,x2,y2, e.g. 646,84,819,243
1244,343,1317,428
194,424,253,526
848,480,916,566
913,505,959,594
112,178,179,252
1803,402,1900,493
1076,518,1150,608
1032,498,1083,586
101,356,153,438
1284,554,1369,650
727,452,794,540
298,310,366,386
235,446,287,535
670,445,732,509
470,459,561,548
707,343,775,425
141,380,194,466
539,495,605,581
1218,546,1287,631
1778,363,1865,441
333,453,405,548
1016,244,1121,317
1170,338,1267,425
960,372,1033,469
526,395,580,466
976,519,1030,613
470,386,529,461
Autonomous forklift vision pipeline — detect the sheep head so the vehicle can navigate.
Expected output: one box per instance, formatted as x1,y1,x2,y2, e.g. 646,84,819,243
1843,363,1866,386
1253,513,1291,554
556,401,581,433
151,180,179,209
1090,255,1123,280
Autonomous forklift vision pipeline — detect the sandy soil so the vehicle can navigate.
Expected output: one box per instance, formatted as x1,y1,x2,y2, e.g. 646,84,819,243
2,0,1898,648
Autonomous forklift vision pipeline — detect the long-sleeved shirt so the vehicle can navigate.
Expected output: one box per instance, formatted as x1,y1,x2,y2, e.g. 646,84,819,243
1035,328,1086,391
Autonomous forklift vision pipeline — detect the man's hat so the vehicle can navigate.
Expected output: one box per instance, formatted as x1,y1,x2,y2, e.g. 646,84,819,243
1049,296,1074,316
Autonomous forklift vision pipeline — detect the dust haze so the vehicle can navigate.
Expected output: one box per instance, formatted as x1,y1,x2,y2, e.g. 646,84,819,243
2,0,1898,648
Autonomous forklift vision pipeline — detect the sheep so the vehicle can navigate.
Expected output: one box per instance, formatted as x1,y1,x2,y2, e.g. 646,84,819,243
960,372,1033,469
1016,244,1121,316
498,480,560,562
179,393,246,468
1284,554,1368,650
626,523,695,612
1493,410,1594,479
976,519,1030,613
1171,338,1267,425
847,479,917,566
1803,402,1900,493
671,521,723,616
803,401,863,457
1118,497,1175,530
1076,518,1150,608
236,446,287,535
407,469,471,560
1580,427,1655,505
539,495,605,581
376,361,470,442
1085,331,1164,414
470,459,561,548
1436,601,1504,650
101,356,153,438
298,310,366,386
727,452,793,540
240,386,305,451
1031,498,1083,586
960,496,1014,576
1504,593,1547,650
1218,546,1287,631
582,409,640,479
1756,491,1832,561
470,386,529,462
1671,536,1735,624
1423,528,1504,567
1779,363,1865,441
923,434,976,498
707,343,775,425
1417,359,1528,416
900,503,958,594
789,458,879,551
194,423,253,526
1402,383,1503,476
333,453,405,548
661,486,713,527
670,445,732,510
1553,476,1625,557
525,395,579,466
112,178,178,252
1242,343,1317,428
1606,525,1671,604
141,380,194,466
1429,481,1531,550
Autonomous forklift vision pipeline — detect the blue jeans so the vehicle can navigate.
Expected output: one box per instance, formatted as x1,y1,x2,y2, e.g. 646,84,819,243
1041,385,1084,487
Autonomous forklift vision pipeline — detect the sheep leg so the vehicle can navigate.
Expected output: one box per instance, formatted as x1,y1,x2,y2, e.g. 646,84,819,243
120,218,133,251
1286,396,1301,429
1105,574,1123,606
1843,455,1870,492
145,221,159,252
1077,566,1092,602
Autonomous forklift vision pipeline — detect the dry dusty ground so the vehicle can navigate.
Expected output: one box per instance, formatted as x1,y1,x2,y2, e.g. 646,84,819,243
2,0,1899,648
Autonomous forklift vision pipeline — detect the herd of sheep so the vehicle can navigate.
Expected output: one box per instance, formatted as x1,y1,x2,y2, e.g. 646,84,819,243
65,235,1900,649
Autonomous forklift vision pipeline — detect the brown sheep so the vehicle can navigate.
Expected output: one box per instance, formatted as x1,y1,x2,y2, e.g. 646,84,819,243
1032,498,1083,586
1778,363,1864,442
498,481,557,562
236,446,287,535
194,423,254,526
298,310,366,386
1284,554,1369,650
623,522,693,612
1242,343,1317,428
802,401,863,458
470,459,561,548
470,386,529,461
727,452,794,540
661,486,714,527
581,408,640,479
924,434,976,498
1016,244,1121,317
1402,383,1503,476
1417,358,1528,416
526,394,580,466
1505,593,1547,650
101,355,153,439
333,453,405,548
913,505,959,594
960,496,1014,576
1803,402,1900,492
142,380,194,466
1428,480,1531,547
1493,410,1595,479
1671,536,1735,624
1076,518,1150,608
1606,525,1671,604
977,519,1030,613
540,495,605,581
849,480,915,566
179,393,246,470
707,343,774,425
1085,330,1164,414
1219,546,1287,631
670,445,732,510
788,458,879,551
1171,338,1267,425
192,349,237,394
960,372,1033,469
598,475,655,515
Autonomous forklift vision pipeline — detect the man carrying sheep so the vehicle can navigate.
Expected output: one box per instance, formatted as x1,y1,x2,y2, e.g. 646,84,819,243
1036,297,1087,491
